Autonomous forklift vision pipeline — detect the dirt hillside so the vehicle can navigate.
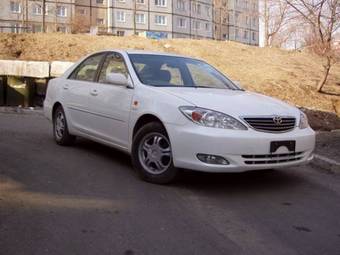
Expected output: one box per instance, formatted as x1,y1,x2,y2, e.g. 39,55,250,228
0,33,339,115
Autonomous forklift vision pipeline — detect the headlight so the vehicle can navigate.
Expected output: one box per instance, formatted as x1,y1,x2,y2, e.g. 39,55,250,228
179,106,247,130
299,112,309,129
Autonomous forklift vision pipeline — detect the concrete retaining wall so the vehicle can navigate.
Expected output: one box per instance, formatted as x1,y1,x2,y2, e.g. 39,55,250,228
0,60,75,78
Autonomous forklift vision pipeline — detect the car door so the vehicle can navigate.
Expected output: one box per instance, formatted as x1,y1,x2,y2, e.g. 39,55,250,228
63,53,106,133
86,52,134,149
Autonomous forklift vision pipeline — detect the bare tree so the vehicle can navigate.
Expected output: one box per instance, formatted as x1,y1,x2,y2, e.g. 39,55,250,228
262,0,293,46
285,0,340,92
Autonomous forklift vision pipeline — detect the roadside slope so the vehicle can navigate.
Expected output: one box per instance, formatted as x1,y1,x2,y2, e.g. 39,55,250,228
0,33,339,114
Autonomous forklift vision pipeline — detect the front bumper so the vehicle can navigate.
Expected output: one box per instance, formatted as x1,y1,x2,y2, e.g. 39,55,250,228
166,123,315,173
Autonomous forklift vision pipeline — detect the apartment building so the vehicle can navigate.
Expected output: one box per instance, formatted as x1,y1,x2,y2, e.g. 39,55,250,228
0,0,258,45
227,0,259,45
0,0,75,33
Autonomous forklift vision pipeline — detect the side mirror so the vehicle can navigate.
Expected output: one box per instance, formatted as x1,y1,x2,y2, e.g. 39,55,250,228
106,73,128,86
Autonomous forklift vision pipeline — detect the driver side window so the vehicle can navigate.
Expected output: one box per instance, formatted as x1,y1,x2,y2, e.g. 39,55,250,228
98,53,128,84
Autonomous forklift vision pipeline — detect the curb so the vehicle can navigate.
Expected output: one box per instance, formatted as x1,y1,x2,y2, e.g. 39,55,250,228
0,106,43,115
311,154,340,174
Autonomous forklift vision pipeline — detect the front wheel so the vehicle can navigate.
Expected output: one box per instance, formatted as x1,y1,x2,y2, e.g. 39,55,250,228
53,105,76,146
131,122,178,184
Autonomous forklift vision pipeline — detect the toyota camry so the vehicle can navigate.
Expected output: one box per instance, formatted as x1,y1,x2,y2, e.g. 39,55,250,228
44,50,315,184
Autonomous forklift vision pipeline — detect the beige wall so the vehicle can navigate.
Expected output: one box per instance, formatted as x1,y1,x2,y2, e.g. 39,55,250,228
0,0,75,33
0,0,259,45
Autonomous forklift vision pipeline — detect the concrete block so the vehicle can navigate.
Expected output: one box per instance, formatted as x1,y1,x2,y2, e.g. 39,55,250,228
50,61,75,77
0,60,49,78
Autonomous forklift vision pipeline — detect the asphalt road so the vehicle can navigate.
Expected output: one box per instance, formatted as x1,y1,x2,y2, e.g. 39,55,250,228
0,112,340,255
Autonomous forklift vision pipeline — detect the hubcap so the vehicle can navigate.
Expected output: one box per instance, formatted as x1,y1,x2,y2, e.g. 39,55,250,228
55,111,65,139
138,133,172,174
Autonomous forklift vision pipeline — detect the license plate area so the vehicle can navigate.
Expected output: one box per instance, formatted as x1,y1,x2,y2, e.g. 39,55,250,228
270,140,296,153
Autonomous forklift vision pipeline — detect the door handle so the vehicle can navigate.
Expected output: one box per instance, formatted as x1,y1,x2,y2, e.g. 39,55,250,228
90,89,98,96
63,84,69,90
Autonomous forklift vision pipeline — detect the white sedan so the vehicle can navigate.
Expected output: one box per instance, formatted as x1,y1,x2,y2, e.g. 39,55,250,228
44,50,315,184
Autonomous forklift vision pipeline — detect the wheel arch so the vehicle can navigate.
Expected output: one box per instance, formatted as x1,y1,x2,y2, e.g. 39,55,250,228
132,114,168,139
52,102,62,120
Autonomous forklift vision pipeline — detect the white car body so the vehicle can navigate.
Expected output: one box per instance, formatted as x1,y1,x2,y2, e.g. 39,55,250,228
44,50,315,174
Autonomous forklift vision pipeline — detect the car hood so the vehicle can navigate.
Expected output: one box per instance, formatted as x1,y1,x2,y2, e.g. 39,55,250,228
158,87,300,117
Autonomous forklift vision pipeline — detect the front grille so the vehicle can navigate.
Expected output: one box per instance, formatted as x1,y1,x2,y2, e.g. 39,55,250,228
243,117,296,132
242,152,303,165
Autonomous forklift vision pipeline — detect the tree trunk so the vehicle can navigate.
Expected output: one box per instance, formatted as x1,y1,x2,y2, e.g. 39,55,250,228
317,56,331,92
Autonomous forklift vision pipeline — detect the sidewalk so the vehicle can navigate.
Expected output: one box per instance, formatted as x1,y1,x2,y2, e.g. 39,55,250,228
0,106,43,115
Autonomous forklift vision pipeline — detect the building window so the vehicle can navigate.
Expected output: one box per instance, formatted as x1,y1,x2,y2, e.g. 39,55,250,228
96,0,104,3
252,17,256,26
252,31,255,40
11,23,20,33
246,16,249,25
56,6,67,17
205,23,210,31
223,17,227,24
177,0,185,10
137,0,145,3
32,24,42,33
206,6,210,17
136,13,145,24
235,13,239,23
155,15,167,25
10,2,21,13
96,18,104,25
192,3,201,14
244,30,248,39
33,4,42,15
78,9,86,15
235,28,239,38
155,0,166,7
116,11,125,22
57,26,66,33
177,18,186,28
193,20,201,30
117,30,125,36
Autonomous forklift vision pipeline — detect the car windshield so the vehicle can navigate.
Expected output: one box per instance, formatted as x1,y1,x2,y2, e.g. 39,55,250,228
128,54,241,90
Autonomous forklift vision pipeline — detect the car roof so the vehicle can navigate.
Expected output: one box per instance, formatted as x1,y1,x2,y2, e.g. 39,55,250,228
93,49,196,59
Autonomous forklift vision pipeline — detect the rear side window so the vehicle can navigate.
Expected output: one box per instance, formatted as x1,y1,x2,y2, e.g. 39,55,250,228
69,53,104,82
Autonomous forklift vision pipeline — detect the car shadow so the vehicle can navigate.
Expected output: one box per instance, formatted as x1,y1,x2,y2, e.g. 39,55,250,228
173,168,304,195
72,138,303,195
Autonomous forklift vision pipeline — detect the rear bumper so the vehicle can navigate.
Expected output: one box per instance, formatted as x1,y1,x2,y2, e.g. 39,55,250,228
166,123,315,173
43,99,53,121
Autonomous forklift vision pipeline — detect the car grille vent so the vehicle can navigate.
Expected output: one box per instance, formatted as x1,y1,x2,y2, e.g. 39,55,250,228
242,152,303,165
243,117,296,132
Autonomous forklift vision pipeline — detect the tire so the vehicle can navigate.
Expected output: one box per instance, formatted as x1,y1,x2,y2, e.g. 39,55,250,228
131,122,178,184
53,105,76,146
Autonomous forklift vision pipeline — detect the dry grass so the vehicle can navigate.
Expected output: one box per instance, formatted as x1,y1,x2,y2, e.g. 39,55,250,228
0,33,339,113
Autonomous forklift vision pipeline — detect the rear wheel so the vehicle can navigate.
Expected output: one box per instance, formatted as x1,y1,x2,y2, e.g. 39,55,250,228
132,122,178,184
53,105,76,146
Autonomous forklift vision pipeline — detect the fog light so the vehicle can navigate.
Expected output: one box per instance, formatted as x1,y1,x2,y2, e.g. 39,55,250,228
197,154,229,165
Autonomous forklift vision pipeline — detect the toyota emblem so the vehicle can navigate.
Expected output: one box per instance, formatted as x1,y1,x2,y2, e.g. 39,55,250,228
273,116,283,125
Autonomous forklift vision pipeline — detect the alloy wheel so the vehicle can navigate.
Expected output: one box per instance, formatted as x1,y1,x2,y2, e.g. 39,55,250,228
138,132,172,175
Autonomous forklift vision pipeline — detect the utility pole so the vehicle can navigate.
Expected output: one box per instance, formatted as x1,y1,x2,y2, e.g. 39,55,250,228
133,0,136,35
25,0,28,31
55,0,58,32
90,0,92,30
42,0,46,32
21,0,25,29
